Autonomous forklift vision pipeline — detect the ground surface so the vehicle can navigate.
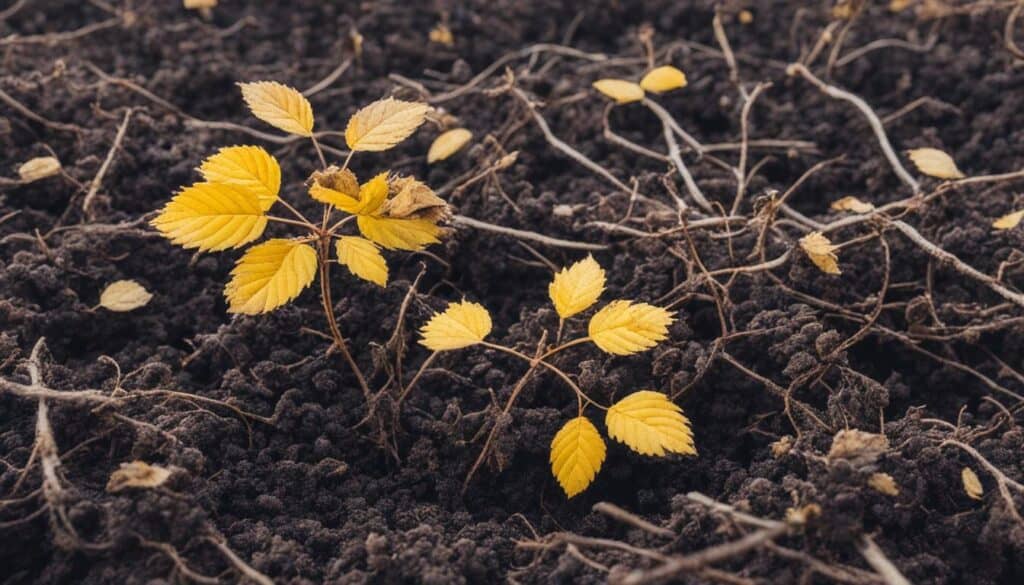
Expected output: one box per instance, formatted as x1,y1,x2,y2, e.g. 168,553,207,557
3,0,1024,583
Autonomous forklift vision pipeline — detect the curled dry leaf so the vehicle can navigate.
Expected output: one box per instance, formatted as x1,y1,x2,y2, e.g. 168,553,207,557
427,128,473,163
799,231,841,275
549,255,606,319
830,196,875,214
639,66,687,93
18,156,62,183
381,176,450,222
827,429,888,465
419,300,492,351
336,236,388,287
592,79,645,104
239,81,314,137
993,210,1024,230
100,280,153,312
106,461,171,492
962,467,984,500
588,300,674,355
868,472,900,496
605,391,696,457
908,147,965,180
550,417,606,498
225,239,318,314
345,98,431,152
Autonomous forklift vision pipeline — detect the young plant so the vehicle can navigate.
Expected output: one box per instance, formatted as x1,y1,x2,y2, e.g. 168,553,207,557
152,81,449,389
409,256,696,498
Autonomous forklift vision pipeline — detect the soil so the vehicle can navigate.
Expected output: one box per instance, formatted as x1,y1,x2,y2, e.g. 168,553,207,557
3,0,1024,583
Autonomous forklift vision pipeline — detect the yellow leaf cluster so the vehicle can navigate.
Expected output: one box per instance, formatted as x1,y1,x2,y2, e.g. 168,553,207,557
606,391,696,456
550,417,606,498
594,65,687,104
225,239,318,314
345,98,431,152
427,128,473,163
588,300,674,355
908,147,965,180
336,236,387,287
99,280,153,312
549,255,605,319
239,81,314,136
799,232,841,275
419,301,492,351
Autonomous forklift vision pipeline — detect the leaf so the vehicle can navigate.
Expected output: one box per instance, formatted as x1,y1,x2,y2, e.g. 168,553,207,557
106,461,171,492
199,146,281,211
640,66,688,93
993,210,1024,230
588,300,673,355
592,79,645,104
151,182,267,252
830,196,875,214
799,232,841,275
605,391,696,457
381,176,450,222
429,23,454,45
18,156,61,182
908,147,965,179
336,236,388,287
868,472,900,496
419,300,492,351
357,215,441,251
550,417,606,498
427,128,473,163
962,467,983,500
224,239,318,314
184,0,217,8
345,98,431,152
549,255,606,319
309,170,389,215
99,280,153,312
238,81,314,136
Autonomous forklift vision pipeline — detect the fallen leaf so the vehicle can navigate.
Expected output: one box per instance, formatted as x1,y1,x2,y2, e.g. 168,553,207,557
993,210,1024,230
639,66,687,93
107,461,171,492
18,156,61,182
831,196,875,214
100,280,153,312
908,147,965,179
429,23,454,46
868,472,900,496
427,128,473,163
738,9,754,23
799,232,841,275
827,429,888,465
592,79,645,104
962,467,983,500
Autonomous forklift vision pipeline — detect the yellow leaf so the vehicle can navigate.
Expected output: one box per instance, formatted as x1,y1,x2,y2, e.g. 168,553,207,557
345,98,431,152
639,66,688,93
225,239,317,314
738,9,754,23
427,128,473,163
993,210,1024,230
238,81,314,137
419,300,492,351
868,472,900,496
550,417,606,498
357,215,441,251
605,391,696,457
592,79,645,104
962,467,983,500
336,236,388,287
199,145,281,211
309,170,389,215
18,156,61,182
799,232,841,275
588,300,673,355
549,255,605,319
152,182,267,252
99,280,153,312
429,23,454,46
830,196,875,214
183,0,217,8
908,147,965,179
106,461,171,493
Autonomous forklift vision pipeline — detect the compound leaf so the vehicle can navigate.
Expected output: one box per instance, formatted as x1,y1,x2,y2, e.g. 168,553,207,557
336,236,388,287
345,98,430,152
549,255,605,319
225,239,317,314
588,300,673,355
419,300,492,351
605,391,696,457
199,145,281,211
550,417,606,498
239,81,314,136
152,182,267,252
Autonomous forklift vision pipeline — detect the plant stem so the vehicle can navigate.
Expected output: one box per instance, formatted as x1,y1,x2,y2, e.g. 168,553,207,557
316,237,371,401
327,215,356,236
266,215,315,229
396,351,438,409
310,135,328,169
277,199,314,226
480,341,605,409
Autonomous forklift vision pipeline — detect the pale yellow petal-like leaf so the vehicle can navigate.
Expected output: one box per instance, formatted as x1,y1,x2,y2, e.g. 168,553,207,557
868,473,900,496
184,0,217,9
962,467,983,500
199,145,281,211
238,81,314,136
639,66,688,93
151,182,267,252
345,98,431,152
830,196,874,214
605,391,696,457
106,461,172,493
419,300,492,351
18,156,61,182
357,215,441,251
908,147,965,180
588,300,673,355
799,232,841,275
99,280,153,312
592,79,645,104
336,236,388,287
224,239,317,314
993,210,1024,230
549,255,605,319
550,417,606,498
427,128,473,163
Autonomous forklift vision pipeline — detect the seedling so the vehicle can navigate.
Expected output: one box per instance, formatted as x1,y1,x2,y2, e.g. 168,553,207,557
152,81,448,390
407,256,695,497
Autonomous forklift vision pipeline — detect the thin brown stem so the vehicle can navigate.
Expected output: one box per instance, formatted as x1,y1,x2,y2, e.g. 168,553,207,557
317,238,371,401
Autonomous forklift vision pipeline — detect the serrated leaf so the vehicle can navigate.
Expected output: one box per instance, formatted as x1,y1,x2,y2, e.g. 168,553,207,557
427,128,473,163
239,81,314,137
799,231,841,275
830,196,875,214
419,300,492,351
199,146,281,211
18,156,61,182
336,236,388,287
99,280,153,312
550,417,606,498
106,461,171,492
588,300,673,355
592,79,645,104
309,170,389,215
993,210,1024,230
908,147,965,179
151,182,267,252
345,98,431,152
605,391,696,457
640,66,687,93
225,239,317,314
357,215,441,251
549,255,605,319
962,467,983,500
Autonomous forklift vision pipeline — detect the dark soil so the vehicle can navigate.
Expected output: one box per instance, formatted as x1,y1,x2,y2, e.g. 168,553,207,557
3,0,1024,583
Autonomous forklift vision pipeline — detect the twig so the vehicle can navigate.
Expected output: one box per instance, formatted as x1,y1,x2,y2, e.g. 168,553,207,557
857,536,911,585
303,57,353,97
83,108,133,219
0,88,81,133
453,214,607,251
208,536,274,585
592,502,675,538
1005,3,1024,60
